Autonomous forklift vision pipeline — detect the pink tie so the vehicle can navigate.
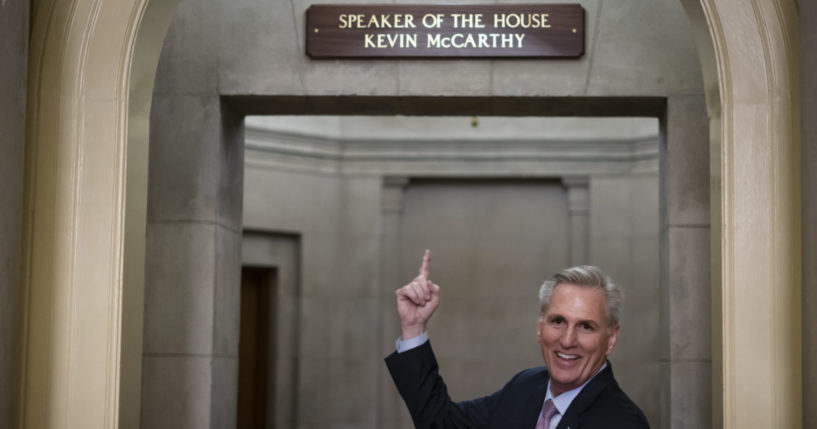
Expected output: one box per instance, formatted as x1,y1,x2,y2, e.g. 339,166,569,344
535,399,558,429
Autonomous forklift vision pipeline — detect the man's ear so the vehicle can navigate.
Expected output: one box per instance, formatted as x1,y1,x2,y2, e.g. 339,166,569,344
606,325,621,356
536,314,545,343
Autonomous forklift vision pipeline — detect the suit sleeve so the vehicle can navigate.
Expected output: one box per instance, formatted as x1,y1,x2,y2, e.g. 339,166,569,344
385,341,503,429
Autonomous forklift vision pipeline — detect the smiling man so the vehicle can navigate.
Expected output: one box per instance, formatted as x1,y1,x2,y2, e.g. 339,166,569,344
385,250,649,429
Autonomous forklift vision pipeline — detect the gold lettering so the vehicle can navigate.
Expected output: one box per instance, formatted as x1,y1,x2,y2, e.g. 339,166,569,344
478,33,489,48
365,33,418,49
422,13,444,28
506,13,520,28
541,13,550,28
425,32,525,49
406,33,418,48
493,13,506,28
449,33,479,48
493,13,551,29
451,13,485,28
341,13,419,29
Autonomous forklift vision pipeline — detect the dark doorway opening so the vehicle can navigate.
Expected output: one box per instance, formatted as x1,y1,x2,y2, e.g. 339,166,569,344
237,267,277,428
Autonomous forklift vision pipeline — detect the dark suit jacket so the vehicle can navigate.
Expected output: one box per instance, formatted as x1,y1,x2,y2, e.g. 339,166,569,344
385,341,649,429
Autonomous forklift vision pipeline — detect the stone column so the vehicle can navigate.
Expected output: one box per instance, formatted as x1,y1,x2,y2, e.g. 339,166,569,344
377,176,413,429
0,2,28,428
802,1,817,426
661,95,711,429
142,94,244,429
141,3,245,427
562,177,590,266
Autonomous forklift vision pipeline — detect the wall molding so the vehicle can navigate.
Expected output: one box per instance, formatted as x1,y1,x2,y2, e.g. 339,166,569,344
245,126,659,176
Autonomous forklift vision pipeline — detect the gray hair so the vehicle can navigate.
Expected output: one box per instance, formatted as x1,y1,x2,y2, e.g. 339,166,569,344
537,265,622,327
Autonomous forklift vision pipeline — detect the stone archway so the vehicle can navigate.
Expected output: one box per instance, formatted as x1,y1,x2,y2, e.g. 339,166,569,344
19,1,801,428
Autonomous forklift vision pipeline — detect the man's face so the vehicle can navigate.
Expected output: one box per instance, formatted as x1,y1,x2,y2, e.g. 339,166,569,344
536,283,620,396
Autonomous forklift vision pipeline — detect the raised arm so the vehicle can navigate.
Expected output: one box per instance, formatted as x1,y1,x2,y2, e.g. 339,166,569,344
388,250,503,428
395,249,441,340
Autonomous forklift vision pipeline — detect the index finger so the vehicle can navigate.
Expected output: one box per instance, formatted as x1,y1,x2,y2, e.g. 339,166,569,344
418,249,431,280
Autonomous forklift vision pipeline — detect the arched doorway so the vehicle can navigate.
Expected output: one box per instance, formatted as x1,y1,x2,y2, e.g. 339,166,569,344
19,0,802,428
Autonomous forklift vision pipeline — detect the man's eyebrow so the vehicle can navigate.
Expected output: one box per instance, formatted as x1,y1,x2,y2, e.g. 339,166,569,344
547,314,600,326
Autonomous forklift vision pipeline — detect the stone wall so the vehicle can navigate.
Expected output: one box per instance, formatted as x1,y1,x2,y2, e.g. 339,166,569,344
147,0,707,427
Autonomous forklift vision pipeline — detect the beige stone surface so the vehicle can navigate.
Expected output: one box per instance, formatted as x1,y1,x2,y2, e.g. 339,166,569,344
669,361,712,429
589,175,661,427
665,95,711,227
143,223,217,355
140,356,214,429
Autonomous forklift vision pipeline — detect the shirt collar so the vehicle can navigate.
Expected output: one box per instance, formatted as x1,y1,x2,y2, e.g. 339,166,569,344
544,361,608,415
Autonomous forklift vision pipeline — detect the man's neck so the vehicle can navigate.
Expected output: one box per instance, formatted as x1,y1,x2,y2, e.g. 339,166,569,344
548,361,608,398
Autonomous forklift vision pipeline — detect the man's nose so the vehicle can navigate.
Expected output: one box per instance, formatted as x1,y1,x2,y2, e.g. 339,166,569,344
560,325,578,347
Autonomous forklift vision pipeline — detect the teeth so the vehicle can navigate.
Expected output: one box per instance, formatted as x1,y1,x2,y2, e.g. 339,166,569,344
556,352,579,360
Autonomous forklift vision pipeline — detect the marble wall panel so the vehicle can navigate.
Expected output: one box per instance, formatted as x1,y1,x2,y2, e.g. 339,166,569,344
148,94,222,224
217,0,305,94
668,226,711,361
670,361,711,429
398,61,493,96
243,168,341,233
140,356,214,429
210,356,239,429
143,222,217,355
213,226,242,357
666,95,710,227
153,0,220,95
587,0,703,95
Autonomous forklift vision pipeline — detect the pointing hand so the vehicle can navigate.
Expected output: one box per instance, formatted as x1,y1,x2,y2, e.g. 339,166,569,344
395,249,441,340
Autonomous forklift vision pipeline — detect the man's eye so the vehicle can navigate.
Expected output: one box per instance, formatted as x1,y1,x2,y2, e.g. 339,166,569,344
579,322,594,331
549,318,565,325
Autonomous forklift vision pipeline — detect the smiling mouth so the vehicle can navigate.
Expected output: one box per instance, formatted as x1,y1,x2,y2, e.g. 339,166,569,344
556,352,580,360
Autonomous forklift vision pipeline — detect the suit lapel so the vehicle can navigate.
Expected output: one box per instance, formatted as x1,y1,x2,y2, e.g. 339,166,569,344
555,362,615,429
523,373,549,429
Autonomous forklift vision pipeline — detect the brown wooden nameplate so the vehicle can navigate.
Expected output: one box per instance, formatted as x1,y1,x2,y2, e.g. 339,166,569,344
306,4,584,58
